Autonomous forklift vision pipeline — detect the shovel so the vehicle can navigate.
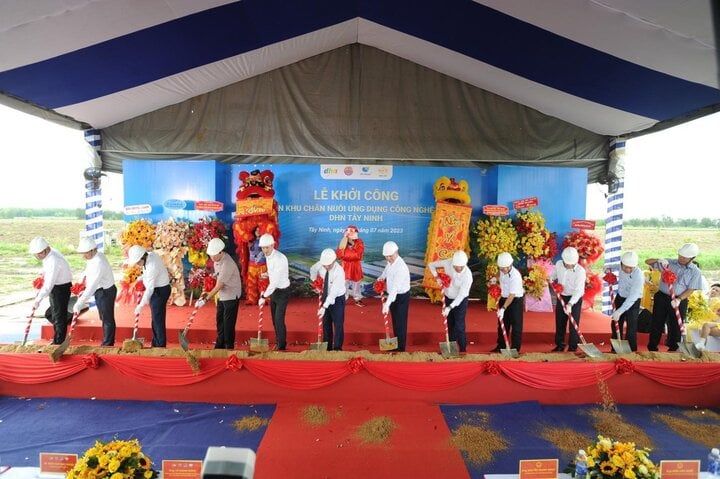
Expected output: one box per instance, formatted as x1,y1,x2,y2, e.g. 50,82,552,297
310,307,328,351
495,309,519,358
556,294,602,358
18,304,37,346
438,294,459,358
378,296,398,351
50,312,79,362
179,299,204,352
608,289,632,354
249,301,269,353
121,300,144,352
661,267,702,359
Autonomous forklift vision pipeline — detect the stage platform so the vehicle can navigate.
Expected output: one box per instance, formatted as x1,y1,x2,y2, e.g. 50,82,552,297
40,297,634,353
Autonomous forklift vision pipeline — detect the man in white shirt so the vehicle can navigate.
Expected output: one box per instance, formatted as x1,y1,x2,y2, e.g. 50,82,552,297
29,236,73,345
492,252,525,353
549,247,586,352
378,241,411,352
74,237,117,346
201,238,243,349
610,251,644,352
258,234,290,351
428,251,473,353
128,245,171,347
313,249,347,350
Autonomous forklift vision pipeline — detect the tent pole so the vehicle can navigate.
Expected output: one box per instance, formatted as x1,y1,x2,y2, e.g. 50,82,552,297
83,129,104,252
601,138,626,315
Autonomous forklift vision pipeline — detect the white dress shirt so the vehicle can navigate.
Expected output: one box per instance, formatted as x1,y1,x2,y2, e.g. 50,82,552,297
428,258,473,309
320,262,346,308
138,252,170,308
263,248,290,297
656,259,703,297
37,249,72,302
550,261,586,306
615,266,644,316
214,252,242,301
77,251,115,307
379,256,410,305
499,267,524,298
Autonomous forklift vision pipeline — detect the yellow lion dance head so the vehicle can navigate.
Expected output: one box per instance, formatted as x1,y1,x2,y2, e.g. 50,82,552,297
433,176,471,204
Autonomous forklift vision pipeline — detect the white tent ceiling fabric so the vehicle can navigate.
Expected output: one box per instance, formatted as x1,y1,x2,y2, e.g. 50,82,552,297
0,0,719,182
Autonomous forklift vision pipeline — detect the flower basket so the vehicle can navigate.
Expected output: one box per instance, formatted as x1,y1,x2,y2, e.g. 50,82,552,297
67,438,158,479
566,435,659,479
523,258,553,312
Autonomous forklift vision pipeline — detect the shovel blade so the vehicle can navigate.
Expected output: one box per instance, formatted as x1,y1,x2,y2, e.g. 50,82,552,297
121,338,144,353
249,337,269,353
50,336,71,362
178,331,189,352
578,343,603,358
310,341,328,351
679,341,702,359
379,336,398,351
610,338,632,354
501,348,519,358
439,340,459,358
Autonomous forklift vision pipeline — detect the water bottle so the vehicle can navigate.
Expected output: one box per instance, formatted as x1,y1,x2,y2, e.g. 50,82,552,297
708,448,720,476
575,449,588,478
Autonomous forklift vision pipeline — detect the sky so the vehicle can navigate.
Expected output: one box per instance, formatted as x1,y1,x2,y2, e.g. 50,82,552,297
0,103,719,219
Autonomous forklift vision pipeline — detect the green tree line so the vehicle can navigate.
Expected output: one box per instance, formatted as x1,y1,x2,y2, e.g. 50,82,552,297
0,208,124,220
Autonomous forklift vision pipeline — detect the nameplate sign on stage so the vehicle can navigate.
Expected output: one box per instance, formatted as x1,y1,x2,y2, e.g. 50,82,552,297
571,219,596,230
518,459,557,479
512,197,539,210
38,453,76,477
162,460,203,479
482,205,509,216
660,460,701,479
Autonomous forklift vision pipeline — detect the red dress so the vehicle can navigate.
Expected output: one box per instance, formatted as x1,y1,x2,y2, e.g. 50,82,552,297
337,238,364,281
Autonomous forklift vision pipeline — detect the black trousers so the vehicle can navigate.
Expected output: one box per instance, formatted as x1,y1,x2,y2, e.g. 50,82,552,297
270,287,290,350
215,297,240,349
150,284,171,347
554,295,582,349
390,292,410,352
445,296,468,352
50,282,71,344
612,295,640,351
648,291,687,351
95,285,117,346
496,296,524,351
322,295,346,350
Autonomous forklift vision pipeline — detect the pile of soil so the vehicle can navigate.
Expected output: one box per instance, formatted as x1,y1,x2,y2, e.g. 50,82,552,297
450,410,508,465
356,416,395,444
233,415,269,431
654,411,720,448
301,405,330,426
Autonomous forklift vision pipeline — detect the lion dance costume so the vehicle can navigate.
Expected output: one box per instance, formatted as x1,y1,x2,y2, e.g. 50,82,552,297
232,169,280,305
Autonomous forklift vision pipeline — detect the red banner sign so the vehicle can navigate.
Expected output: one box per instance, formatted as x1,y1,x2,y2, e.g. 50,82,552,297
519,459,558,479
512,197,539,210
571,219,596,230
235,197,275,217
482,205,509,216
195,200,224,212
659,460,700,479
162,460,203,479
40,453,77,474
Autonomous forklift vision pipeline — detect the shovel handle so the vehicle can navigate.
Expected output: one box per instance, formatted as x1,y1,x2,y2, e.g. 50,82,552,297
381,295,392,335
495,310,512,350
556,294,588,345
67,312,79,338
22,305,37,345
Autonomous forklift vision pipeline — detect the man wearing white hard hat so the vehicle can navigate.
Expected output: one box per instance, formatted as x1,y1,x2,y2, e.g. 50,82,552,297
377,241,411,351
201,238,242,349
311,248,347,350
75,237,117,346
258,233,290,350
428,251,473,352
127,244,171,347
610,251,644,352
491,252,524,353
645,242,703,352
549,247,587,352
29,236,73,344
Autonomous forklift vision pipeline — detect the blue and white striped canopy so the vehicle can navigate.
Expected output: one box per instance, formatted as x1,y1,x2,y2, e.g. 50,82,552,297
1,0,718,136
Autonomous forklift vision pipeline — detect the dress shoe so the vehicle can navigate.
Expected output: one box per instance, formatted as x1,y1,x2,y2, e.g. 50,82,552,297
567,347,577,352
551,346,564,352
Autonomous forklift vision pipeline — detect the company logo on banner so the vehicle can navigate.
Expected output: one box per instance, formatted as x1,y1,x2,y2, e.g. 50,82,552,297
320,165,393,180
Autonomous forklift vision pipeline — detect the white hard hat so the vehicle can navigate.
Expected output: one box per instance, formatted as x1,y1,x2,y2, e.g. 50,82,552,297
127,245,148,265
207,238,225,256
320,248,337,266
561,247,579,265
29,236,49,254
621,251,639,268
382,241,399,256
258,233,275,247
77,237,98,254
678,243,699,258
497,252,513,268
452,251,468,267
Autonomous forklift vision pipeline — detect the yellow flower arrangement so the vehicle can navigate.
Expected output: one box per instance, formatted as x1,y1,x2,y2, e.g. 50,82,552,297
120,219,156,250
67,438,158,479
515,208,551,259
475,216,519,261
570,435,659,479
523,264,548,299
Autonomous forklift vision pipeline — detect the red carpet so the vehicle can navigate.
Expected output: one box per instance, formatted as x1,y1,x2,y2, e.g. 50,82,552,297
41,297,628,353
255,401,469,479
